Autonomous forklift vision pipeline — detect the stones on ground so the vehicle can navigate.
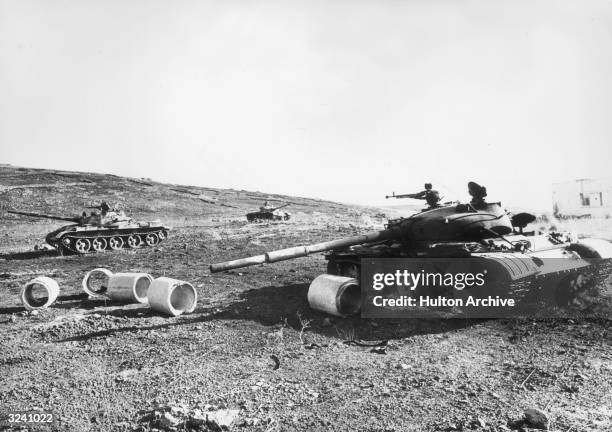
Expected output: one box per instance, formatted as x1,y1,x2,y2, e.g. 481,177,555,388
191,409,240,430
169,405,188,416
116,368,143,381
523,408,550,430
207,408,239,428
471,417,486,428
371,346,387,354
241,417,261,426
159,412,180,429
141,406,240,431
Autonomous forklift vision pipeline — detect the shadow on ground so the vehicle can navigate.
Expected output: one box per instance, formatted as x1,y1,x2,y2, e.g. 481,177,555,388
0,249,59,260
48,283,484,344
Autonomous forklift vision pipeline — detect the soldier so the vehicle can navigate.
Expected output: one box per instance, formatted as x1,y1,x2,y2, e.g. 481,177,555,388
100,201,110,215
260,201,273,212
468,181,487,209
406,183,441,209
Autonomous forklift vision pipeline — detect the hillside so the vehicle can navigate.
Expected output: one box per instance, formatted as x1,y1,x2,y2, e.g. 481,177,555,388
0,164,389,254
0,164,357,218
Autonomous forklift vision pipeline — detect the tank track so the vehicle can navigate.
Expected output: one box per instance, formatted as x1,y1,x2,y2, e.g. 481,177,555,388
246,209,291,223
48,227,169,255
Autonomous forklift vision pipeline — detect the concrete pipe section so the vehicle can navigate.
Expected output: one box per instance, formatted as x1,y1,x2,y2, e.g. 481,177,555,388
82,268,113,297
307,274,361,317
107,273,153,303
148,277,197,316
20,276,60,310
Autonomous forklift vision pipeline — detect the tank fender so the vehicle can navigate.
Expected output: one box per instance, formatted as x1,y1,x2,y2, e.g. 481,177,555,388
473,253,541,281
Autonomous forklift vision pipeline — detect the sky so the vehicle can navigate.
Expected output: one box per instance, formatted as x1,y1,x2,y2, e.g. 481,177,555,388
1,0,611,211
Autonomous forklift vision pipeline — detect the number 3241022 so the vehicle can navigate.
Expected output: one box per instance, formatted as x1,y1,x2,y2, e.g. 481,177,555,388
8,412,54,423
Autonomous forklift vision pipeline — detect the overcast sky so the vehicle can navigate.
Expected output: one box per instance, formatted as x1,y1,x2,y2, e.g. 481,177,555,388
1,0,611,211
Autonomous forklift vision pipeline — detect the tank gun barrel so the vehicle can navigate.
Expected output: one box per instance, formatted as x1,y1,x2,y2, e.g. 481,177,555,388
6,210,78,223
210,226,403,273
271,203,290,211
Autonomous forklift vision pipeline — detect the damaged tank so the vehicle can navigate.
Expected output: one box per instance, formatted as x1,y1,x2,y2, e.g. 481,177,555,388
211,199,612,316
246,203,291,222
6,206,170,255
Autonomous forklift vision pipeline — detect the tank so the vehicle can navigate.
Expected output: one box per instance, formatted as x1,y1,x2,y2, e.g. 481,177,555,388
246,203,291,222
211,200,612,316
6,207,170,255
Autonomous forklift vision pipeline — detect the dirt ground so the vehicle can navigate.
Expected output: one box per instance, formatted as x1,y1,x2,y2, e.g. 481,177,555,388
1,166,611,431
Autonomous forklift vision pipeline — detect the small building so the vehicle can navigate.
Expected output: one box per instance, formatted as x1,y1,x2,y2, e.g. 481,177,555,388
552,178,612,218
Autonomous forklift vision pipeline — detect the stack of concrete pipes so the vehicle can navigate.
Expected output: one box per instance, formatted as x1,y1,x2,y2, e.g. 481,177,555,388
20,270,197,317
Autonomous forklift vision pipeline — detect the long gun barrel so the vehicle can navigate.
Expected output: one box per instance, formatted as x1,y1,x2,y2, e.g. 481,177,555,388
270,203,290,211
6,210,78,223
209,225,406,273
385,192,416,199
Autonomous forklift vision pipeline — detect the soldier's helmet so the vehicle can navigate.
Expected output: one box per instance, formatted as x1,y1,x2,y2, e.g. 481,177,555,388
424,183,433,190
468,182,487,198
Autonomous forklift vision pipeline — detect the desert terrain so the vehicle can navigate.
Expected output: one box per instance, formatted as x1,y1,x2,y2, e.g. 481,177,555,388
0,165,611,431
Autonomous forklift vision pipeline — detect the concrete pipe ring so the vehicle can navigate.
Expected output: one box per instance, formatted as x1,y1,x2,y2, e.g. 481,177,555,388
82,268,113,297
20,276,60,310
107,273,153,304
148,277,198,316
307,274,361,317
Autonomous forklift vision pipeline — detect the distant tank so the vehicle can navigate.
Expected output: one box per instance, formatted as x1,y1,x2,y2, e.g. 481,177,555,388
246,203,291,222
212,198,612,316
6,205,170,255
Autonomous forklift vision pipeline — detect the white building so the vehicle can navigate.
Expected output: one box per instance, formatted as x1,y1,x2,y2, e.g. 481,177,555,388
552,178,612,218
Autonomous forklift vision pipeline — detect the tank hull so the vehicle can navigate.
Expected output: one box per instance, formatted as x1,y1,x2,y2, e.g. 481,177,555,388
324,233,611,313
246,210,290,222
45,224,170,254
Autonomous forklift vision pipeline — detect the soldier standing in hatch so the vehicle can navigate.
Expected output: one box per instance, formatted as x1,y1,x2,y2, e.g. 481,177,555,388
89,201,116,224
260,201,273,212
406,183,441,209
97,201,110,215
468,181,488,209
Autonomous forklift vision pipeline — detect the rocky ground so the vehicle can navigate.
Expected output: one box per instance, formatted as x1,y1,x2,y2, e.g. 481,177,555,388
0,165,611,431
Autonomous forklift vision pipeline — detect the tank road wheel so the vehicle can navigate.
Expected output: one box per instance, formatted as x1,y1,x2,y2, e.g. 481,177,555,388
92,237,107,252
109,236,124,250
157,230,168,241
74,238,91,254
127,235,141,248
144,233,159,247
